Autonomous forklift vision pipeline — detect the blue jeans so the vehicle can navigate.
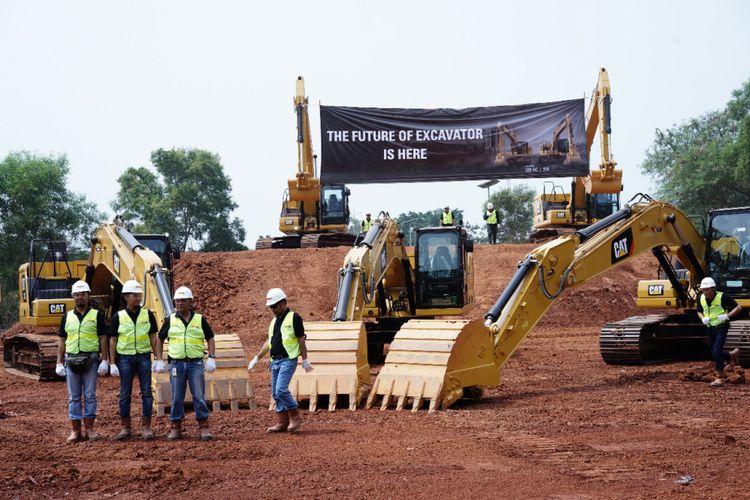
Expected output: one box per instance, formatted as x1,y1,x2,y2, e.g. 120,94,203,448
65,353,99,420
169,359,209,421
708,323,731,373
271,357,298,413
117,353,153,417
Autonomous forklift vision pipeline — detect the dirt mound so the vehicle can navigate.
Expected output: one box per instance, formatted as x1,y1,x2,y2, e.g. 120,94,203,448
681,363,746,384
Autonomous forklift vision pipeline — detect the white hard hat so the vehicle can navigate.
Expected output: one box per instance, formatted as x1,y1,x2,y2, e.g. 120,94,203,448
173,286,193,300
122,280,143,294
71,280,91,295
487,202,494,209
266,288,287,306
699,277,717,289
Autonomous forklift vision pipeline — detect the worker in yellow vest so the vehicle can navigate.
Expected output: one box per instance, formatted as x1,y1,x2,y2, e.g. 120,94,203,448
696,277,742,386
108,280,159,440
361,213,374,232
248,288,314,433
483,202,499,244
154,286,216,441
440,206,454,226
55,280,109,443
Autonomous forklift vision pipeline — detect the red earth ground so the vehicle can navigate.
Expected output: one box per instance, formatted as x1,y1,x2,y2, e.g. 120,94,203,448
1,244,749,498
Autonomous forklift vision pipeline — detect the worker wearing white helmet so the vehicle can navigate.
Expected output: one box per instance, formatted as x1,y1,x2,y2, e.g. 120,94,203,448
248,288,313,433
697,276,742,387
154,286,216,441
55,280,109,443
483,201,499,244
108,279,159,440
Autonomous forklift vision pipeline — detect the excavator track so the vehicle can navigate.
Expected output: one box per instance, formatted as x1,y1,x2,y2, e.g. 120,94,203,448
2,332,60,381
725,319,750,368
300,233,357,249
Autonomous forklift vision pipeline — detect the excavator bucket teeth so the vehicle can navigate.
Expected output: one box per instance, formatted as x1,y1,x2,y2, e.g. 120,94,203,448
289,321,370,411
153,334,254,415
370,319,498,412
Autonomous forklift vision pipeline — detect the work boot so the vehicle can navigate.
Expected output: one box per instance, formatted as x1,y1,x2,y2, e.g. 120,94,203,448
83,418,98,441
167,420,181,441
67,420,82,444
198,419,213,441
710,377,725,387
729,348,741,365
116,417,132,440
287,408,304,433
267,412,290,433
141,416,154,440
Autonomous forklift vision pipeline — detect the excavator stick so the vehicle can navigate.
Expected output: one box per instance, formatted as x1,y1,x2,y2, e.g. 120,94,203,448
366,319,498,413
153,333,256,414
286,321,370,411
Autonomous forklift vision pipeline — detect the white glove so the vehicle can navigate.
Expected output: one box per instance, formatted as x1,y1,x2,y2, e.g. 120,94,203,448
55,363,66,377
717,314,730,323
110,364,120,377
97,360,109,376
302,359,314,373
247,356,259,372
205,357,217,373
153,359,167,374
701,317,711,325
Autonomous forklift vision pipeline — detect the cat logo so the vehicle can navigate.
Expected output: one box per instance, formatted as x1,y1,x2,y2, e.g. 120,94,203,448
611,228,634,264
49,303,66,314
113,251,120,275
647,284,665,296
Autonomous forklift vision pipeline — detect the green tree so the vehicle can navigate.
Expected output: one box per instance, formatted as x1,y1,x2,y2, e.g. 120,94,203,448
480,185,535,243
0,152,103,327
112,148,247,252
640,79,750,215
394,208,466,245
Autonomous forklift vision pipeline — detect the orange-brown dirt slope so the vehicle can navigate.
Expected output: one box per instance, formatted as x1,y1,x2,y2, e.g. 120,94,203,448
1,244,748,498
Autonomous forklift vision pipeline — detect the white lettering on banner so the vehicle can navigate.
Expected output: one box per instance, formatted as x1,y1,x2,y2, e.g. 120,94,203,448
397,148,427,160
326,128,484,142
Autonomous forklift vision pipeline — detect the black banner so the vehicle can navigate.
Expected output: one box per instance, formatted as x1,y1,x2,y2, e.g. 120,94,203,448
320,99,588,184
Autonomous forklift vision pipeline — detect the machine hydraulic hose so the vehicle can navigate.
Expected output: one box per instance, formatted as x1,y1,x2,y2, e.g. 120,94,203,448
484,255,535,326
333,263,356,321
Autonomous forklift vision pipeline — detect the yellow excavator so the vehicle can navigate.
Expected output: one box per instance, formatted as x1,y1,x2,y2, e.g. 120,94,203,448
539,114,582,166
5,221,252,411
256,76,357,249
494,123,533,166
295,195,749,412
531,68,623,242
285,213,475,411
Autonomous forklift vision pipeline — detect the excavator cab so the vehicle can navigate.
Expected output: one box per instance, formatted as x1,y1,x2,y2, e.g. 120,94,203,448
320,184,350,227
706,207,750,297
415,227,470,308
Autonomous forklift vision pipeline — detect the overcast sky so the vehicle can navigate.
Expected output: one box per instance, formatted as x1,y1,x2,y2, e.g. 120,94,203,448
2,0,749,248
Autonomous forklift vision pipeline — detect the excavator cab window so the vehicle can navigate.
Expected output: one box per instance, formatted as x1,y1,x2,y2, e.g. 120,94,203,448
414,229,465,308
320,184,349,226
706,209,750,297
590,193,619,220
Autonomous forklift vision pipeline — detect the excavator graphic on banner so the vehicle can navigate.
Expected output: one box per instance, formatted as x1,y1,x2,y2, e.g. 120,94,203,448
256,77,356,249
539,113,582,166
494,123,533,167
289,196,750,413
531,68,623,242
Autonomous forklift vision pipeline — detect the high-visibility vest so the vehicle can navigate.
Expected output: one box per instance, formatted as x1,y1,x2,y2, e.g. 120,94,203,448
362,219,374,232
268,310,300,359
442,211,453,225
65,308,99,354
167,313,205,359
116,308,152,355
700,291,728,327
485,209,497,224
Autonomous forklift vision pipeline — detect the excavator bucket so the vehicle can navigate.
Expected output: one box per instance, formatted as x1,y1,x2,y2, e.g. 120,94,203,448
154,333,256,414
366,319,498,413
285,321,370,411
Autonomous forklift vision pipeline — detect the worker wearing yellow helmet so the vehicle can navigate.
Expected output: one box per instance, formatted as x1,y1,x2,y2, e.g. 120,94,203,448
696,276,742,387
154,286,216,441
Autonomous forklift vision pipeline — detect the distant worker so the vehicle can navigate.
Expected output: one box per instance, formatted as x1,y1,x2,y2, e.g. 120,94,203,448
362,213,374,232
696,277,742,387
247,288,314,433
440,206,454,226
55,280,109,443
483,202,499,244
154,286,216,441
109,279,159,440
328,193,341,211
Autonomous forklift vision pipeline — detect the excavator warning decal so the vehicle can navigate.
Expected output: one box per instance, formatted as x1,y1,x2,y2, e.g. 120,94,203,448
113,252,120,275
611,228,634,264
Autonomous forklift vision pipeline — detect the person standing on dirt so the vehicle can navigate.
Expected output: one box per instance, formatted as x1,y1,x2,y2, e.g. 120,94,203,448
154,286,216,441
108,280,159,440
483,202,499,244
247,288,313,433
696,277,742,387
55,280,109,443
440,206,454,226
362,213,374,232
